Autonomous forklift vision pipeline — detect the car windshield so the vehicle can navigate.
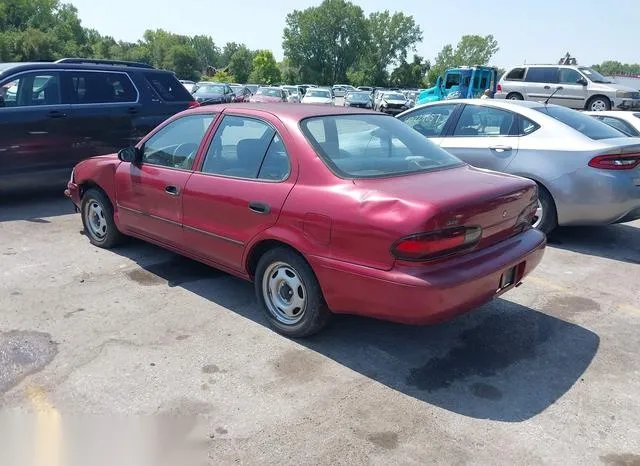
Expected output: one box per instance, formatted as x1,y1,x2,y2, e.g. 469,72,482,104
194,84,225,95
301,114,462,178
257,88,281,97
282,86,298,94
384,93,405,101
535,106,626,140
347,92,370,100
306,90,331,98
578,67,612,84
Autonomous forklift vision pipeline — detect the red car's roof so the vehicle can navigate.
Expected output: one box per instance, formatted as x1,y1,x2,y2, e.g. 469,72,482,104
188,103,378,120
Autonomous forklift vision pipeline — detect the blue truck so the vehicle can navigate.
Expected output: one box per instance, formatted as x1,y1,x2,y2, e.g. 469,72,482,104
416,66,498,105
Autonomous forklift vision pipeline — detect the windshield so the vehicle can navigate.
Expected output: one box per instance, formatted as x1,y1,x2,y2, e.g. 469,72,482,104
535,106,626,140
347,92,371,100
257,88,281,97
579,67,612,84
301,114,462,178
194,84,225,95
306,90,331,98
384,93,406,101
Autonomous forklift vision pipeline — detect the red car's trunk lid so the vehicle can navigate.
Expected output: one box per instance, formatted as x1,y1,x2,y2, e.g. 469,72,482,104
355,165,538,254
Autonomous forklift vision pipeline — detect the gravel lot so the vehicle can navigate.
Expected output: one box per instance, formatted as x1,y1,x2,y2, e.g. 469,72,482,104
1,191,640,465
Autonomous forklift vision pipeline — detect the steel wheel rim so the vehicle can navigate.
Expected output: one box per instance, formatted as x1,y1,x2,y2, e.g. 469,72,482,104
532,200,543,229
84,199,107,240
262,261,307,325
509,95,521,100
591,100,606,111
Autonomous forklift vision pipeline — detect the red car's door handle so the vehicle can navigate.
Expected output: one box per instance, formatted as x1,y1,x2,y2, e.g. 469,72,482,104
165,185,179,196
249,202,271,214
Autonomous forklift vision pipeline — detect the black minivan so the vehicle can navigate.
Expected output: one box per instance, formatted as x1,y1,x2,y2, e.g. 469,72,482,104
0,58,197,192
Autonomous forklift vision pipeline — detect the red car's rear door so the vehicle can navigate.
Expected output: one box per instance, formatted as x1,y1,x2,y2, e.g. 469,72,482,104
182,112,296,272
115,113,217,245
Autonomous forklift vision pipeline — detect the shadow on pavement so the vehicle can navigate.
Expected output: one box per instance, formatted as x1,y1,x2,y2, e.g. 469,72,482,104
547,223,640,265
0,188,74,223
110,240,600,422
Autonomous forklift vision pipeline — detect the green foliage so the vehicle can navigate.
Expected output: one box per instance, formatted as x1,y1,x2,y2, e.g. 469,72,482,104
190,35,221,71
228,46,255,83
357,11,423,86
207,70,236,83
249,50,281,84
389,55,430,88
283,0,368,85
592,61,640,75
220,42,242,66
279,58,298,84
427,35,499,85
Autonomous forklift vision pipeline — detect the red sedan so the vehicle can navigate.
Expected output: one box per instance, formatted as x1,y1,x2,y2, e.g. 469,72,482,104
65,104,545,337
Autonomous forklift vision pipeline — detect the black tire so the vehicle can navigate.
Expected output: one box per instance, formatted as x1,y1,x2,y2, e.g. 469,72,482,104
533,184,557,235
586,95,611,111
80,188,124,249
506,92,524,101
254,247,331,338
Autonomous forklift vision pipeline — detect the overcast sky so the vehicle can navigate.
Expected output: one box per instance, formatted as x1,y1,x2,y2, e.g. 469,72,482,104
67,0,639,67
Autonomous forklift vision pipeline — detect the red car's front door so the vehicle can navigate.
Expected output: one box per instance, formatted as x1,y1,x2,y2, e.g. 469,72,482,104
114,113,217,246
182,113,296,272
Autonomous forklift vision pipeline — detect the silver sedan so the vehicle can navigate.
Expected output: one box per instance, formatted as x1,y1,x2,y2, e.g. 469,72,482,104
397,100,640,233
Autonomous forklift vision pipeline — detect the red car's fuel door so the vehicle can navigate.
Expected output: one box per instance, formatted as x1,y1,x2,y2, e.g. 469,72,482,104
182,113,296,271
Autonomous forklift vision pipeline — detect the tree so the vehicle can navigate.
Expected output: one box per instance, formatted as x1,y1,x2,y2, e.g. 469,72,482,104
190,35,220,71
358,11,423,86
279,57,298,84
207,69,235,83
592,60,640,76
283,0,368,84
220,42,242,66
249,50,281,84
228,46,255,83
428,35,499,85
390,55,430,88
164,44,199,80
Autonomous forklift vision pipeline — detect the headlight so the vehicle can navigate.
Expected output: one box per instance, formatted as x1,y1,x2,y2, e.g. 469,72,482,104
616,91,633,98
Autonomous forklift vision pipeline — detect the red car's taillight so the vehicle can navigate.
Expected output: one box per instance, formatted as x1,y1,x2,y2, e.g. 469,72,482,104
188,101,200,109
497,83,502,92
588,153,640,170
391,226,482,262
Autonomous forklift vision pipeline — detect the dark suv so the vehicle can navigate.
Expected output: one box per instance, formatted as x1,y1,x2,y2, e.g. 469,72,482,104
0,58,197,191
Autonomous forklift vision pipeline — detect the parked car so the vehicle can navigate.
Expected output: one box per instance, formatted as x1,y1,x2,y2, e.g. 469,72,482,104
192,83,235,105
0,58,197,192
249,87,287,103
301,88,334,105
357,86,373,93
332,84,356,97
179,80,197,93
496,64,640,111
230,85,252,103
397,100,640,233
375,92,411,114
65,103,545,337
585,111,640,137
244,84,259,95
281,85,301,103
343,91,373,109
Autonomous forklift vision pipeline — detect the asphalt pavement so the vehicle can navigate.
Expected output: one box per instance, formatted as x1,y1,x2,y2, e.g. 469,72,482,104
1,192,639,465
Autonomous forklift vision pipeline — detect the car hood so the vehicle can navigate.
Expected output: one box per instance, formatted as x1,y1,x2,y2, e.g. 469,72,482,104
589,82,640,93
304,97,332,104
251,95,281,102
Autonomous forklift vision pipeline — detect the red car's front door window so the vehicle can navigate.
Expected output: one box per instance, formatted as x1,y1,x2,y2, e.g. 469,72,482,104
115,113,215,244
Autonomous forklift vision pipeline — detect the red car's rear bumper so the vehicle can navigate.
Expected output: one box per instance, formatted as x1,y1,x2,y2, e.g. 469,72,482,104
309,228,546,324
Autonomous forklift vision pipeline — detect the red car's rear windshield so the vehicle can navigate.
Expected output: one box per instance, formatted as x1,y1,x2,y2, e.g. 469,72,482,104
301,114,462,178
